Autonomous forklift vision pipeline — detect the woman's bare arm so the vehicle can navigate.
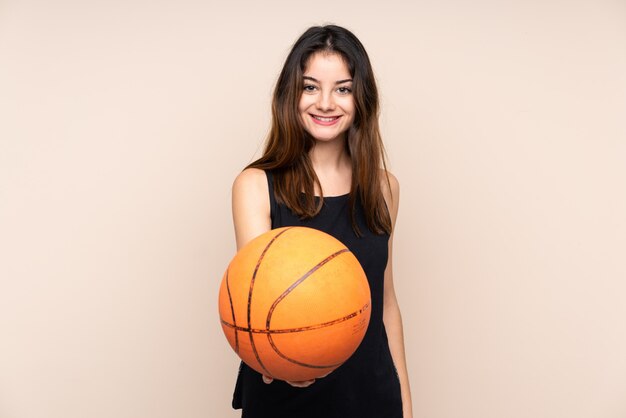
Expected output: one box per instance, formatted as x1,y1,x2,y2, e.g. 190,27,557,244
382,172,413,418
230,168,315,388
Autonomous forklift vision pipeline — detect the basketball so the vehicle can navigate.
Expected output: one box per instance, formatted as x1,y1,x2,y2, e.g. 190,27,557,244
218,226,371,382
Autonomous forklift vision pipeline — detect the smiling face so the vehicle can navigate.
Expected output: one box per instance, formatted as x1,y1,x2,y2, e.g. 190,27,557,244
298,52,355,143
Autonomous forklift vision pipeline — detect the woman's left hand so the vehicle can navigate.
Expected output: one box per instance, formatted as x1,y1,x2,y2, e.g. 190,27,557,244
262,369,332,387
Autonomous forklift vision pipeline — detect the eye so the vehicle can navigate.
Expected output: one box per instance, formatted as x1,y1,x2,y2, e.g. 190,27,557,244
303,84,317,92
337,86,352,94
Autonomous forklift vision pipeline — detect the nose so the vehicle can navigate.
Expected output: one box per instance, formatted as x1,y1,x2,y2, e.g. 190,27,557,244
316,91,335,111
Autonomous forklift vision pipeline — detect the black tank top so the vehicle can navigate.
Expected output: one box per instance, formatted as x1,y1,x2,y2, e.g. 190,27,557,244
231,170,403,418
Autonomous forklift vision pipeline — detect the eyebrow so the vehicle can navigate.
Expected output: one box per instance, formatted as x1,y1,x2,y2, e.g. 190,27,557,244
303,76,353,84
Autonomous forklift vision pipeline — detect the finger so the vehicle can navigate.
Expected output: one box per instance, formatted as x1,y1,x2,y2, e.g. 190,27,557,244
287,379,315,388
262,375,273,384
318,370,332,378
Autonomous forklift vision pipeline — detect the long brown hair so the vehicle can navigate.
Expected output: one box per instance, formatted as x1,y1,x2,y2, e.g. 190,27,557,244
247,24,392,236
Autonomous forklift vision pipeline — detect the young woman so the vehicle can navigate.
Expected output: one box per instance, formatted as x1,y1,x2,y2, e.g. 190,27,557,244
230,24,412,418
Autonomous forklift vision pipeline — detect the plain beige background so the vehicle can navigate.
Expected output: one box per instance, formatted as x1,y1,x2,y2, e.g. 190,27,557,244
1,0,625,417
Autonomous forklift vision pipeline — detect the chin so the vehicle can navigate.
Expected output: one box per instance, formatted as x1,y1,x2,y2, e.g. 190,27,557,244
306,129,347,143
312,135,342,143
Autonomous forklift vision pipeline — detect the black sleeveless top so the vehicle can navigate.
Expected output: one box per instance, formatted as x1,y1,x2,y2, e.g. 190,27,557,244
231,170,403,418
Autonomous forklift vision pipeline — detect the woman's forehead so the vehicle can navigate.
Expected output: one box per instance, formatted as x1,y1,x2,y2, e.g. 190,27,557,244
303,52,351,78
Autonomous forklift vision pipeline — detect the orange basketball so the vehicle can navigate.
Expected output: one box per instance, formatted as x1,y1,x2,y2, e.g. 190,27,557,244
218,226,371,382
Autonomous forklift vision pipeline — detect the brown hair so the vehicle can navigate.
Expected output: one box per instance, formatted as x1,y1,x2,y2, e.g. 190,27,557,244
246,24,392,236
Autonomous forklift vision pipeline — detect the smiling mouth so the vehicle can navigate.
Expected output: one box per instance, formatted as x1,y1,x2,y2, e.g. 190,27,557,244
310,114,341,122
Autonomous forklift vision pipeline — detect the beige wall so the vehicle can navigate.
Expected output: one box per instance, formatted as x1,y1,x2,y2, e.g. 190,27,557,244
1,1,625,417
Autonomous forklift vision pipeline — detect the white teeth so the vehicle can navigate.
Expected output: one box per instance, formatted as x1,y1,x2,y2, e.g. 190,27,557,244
313,116,339,122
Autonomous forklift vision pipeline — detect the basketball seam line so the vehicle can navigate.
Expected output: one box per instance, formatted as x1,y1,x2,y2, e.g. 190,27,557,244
225,269,239,353
220,302,370,333
246,227,294,377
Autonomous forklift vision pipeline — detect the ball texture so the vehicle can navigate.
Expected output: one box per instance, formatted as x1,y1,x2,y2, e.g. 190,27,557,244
219,226,371,381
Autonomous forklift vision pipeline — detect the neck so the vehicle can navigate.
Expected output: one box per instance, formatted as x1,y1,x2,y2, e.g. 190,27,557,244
308,137,350,173
308,137,352,196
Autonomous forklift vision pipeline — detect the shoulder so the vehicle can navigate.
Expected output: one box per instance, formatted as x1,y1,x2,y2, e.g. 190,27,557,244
232,167,268,195
231,167,270,217
380,170,399,199
231,168,272,249
380,169,400,227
